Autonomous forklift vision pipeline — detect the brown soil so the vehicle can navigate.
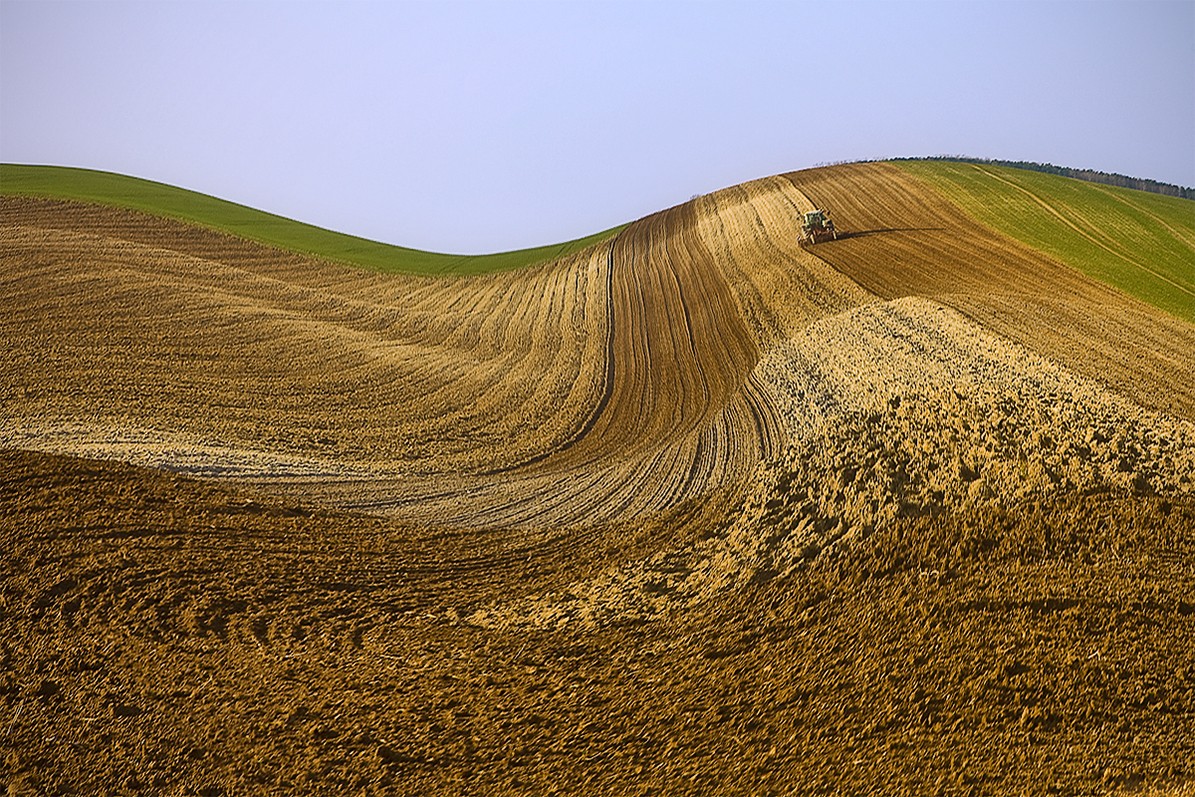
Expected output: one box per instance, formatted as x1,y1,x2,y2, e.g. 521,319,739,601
2,162,1194,794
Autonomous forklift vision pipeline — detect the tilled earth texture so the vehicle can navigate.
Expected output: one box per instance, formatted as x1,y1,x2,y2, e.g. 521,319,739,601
3,161,1195,795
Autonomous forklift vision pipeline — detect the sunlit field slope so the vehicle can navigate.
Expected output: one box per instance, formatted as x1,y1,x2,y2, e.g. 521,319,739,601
897,160,1195,323
0,164,624,274
3,160,1195,795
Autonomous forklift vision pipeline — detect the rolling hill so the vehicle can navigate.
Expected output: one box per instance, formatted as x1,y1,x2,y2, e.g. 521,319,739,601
2,160,1194,795
0,164,625,275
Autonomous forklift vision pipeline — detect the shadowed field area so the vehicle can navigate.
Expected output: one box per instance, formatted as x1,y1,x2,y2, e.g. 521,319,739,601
3,161,1194,794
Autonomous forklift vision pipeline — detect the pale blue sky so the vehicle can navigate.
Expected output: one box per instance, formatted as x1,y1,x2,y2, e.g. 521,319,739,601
2,0,1192,253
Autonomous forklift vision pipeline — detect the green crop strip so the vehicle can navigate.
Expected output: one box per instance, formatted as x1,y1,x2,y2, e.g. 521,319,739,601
897,160,1195,324
0,164,625,276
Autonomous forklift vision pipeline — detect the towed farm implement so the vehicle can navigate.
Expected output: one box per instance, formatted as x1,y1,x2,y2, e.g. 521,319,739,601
800,208,838,245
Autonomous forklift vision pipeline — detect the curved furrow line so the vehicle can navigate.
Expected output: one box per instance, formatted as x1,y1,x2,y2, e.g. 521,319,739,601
478,231,619,475
789,161,1195,420
484,197,779,524
502,194,786,522
1087,183,1195,253
0,215,614,479
3,180,794,531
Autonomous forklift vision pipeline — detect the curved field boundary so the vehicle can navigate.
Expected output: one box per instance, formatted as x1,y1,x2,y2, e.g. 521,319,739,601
971,164,1195,302
0,207,615,483
0,164,626,275
0,189,783,529
7,160,1193,532
896,160,1195,323
788,161,1195,421
481,230,622,475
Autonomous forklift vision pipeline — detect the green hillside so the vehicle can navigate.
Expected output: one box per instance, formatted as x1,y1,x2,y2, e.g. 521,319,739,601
0,164,624,276
5,161,1193,318
898,160,1195,323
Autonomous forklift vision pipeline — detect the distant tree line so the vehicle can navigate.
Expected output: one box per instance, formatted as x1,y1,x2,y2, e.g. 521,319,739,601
892,156,1195,200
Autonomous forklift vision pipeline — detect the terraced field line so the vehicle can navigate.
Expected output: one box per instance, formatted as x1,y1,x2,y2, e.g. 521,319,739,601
971,164,1195,299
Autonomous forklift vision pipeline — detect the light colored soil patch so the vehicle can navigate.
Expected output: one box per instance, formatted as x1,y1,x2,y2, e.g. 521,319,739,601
0,419,385,481
5,162,1195,794
473,298,1195,630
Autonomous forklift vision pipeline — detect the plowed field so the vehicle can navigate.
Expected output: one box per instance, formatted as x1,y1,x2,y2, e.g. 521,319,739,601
3,162,1194,794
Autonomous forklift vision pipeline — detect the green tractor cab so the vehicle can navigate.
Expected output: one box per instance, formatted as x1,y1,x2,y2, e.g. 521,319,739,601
801,209,838,245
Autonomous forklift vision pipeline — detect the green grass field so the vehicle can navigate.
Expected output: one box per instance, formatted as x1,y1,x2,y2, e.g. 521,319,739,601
0,164,624,276
898,160,1195,324
7,161,1193,317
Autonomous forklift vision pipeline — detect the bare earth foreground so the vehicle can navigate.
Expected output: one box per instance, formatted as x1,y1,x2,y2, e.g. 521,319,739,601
3,162,1195,795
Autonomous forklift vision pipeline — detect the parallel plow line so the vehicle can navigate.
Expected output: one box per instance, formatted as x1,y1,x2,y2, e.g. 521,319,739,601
785,162,1195,421
0,195,782,530
970,164,1195,299
4,161,1193,541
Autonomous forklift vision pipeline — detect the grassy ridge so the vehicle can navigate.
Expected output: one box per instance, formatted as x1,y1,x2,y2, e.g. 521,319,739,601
898,160,1195,323
0,164,624,275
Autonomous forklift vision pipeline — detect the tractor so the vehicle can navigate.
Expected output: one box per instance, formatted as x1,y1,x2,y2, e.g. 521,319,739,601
800,209,838,245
